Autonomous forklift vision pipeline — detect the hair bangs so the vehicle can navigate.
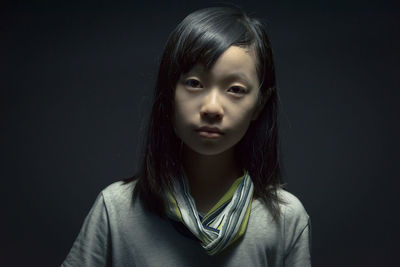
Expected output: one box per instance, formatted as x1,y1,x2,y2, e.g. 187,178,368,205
173,9,256,75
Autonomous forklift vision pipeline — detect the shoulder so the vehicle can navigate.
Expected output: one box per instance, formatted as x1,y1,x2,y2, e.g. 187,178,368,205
277,189,310,237
278,189,309,220
278,189,310,224
99,179,138,210
101,179,136,197
251,189,309,226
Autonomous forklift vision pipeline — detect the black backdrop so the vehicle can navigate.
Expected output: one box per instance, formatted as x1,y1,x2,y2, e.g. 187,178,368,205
2,0,399,266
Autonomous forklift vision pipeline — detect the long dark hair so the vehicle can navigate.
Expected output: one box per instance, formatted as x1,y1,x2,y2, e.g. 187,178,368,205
124,6,285,221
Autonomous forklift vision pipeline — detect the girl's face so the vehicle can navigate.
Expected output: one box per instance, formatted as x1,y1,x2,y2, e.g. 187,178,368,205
173,45,263,156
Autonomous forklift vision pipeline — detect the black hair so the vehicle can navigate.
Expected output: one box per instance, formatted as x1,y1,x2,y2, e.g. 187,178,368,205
124,6,285,221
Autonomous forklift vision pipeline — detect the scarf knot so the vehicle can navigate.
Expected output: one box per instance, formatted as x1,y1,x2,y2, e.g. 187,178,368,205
164,170,254,255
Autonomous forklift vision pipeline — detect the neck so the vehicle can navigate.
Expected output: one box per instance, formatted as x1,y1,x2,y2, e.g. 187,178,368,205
181,145,243,213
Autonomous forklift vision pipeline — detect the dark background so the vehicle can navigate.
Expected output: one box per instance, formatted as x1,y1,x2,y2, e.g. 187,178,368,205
1,0,399,266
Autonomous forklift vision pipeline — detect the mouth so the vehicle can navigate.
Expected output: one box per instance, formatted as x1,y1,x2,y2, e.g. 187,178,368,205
196,126,224,138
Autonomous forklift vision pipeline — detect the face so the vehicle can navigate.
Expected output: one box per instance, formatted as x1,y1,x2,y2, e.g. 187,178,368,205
173,45,263,156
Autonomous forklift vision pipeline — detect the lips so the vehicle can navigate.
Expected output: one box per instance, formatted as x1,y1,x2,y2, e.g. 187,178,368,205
196,126,224,138
196,126,223,134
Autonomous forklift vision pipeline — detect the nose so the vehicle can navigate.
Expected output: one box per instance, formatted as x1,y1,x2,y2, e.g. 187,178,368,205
200,90,224,121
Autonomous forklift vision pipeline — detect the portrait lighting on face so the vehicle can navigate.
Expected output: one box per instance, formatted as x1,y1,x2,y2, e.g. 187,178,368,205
173,45,263,156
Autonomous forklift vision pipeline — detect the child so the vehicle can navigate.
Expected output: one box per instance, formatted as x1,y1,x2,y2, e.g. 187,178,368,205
62,6,311,267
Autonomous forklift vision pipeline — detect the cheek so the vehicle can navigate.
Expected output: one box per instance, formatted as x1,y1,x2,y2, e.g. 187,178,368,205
228,103,258,140
230,101,257,126
225,113,253,145
238,114,254,133
173,100,196,139
174,101,194,126
174,88,194,118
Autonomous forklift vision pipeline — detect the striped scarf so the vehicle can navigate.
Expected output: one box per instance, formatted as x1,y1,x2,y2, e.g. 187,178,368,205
164,170,254,255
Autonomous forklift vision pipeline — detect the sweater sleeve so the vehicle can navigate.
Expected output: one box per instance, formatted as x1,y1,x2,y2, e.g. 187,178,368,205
284,217,312,266
61,192,111,267
281,191,312,267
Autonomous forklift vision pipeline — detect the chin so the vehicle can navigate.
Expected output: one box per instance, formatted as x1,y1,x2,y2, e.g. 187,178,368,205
186,142,235,156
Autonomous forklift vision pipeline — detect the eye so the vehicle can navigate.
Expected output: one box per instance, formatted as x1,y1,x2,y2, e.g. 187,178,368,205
184,78,203,89
228,86,247,95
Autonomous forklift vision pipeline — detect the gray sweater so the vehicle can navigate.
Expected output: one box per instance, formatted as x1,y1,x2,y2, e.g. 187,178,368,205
62,180,311,267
